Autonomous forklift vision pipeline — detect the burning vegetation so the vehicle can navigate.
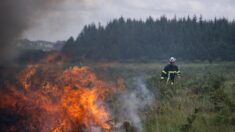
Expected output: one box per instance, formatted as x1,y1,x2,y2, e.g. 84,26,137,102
0,53,122,131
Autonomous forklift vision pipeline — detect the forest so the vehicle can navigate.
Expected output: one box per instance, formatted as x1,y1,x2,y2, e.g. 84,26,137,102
62,16,235,62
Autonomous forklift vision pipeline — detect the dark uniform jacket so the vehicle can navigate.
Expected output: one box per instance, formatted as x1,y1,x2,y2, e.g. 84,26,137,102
161,64,180,83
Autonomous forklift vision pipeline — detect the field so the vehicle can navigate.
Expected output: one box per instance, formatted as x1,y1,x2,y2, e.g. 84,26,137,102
1,61,235,131
90,62,235,132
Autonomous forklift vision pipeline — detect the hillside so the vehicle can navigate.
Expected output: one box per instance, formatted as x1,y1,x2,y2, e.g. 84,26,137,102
17,39,65,51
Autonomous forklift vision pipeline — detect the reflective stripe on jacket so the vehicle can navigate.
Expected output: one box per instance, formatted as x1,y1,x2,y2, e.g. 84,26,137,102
161,64,180,82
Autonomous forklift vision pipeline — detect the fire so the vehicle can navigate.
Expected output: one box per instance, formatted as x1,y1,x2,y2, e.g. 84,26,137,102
0,53,122,131
61,87,110,129
60,66,112,130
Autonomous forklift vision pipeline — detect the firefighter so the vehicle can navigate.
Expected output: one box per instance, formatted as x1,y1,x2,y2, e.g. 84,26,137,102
160,57,181,85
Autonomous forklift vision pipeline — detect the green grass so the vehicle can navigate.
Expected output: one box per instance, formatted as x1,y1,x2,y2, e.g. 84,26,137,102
88,62,235,132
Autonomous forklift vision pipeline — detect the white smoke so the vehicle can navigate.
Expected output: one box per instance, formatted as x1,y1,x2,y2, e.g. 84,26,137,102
116,77,155,131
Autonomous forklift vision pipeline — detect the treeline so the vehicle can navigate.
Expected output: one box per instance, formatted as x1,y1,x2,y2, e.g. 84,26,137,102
62,16,235,62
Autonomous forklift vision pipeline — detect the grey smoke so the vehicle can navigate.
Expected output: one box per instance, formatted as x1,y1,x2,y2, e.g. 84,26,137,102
0,0,64,60
117,77,155,131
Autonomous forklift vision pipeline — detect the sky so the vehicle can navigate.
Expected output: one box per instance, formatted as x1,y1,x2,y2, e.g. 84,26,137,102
23,0,235,42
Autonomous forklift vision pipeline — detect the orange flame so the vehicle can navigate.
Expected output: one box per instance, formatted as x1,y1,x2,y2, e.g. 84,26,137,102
0,53,122,131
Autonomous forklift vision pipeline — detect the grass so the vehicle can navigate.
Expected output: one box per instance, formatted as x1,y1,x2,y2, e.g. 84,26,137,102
90,62,235,132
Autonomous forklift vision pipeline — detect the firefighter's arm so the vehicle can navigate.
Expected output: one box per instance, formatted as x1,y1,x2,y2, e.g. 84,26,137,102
176,66,181,78
160,67,167,80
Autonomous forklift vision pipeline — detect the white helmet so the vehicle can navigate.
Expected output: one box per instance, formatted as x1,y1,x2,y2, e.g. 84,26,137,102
169,57,176,63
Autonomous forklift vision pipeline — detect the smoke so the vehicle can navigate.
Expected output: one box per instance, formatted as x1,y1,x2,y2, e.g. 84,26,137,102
0,0,64,61
116,77,155,131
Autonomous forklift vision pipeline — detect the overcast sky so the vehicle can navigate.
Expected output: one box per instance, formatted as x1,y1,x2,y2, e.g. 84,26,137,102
23,0,235,41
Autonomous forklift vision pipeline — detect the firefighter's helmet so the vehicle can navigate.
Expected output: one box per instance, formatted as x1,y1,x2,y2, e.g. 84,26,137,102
169,57,176,63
